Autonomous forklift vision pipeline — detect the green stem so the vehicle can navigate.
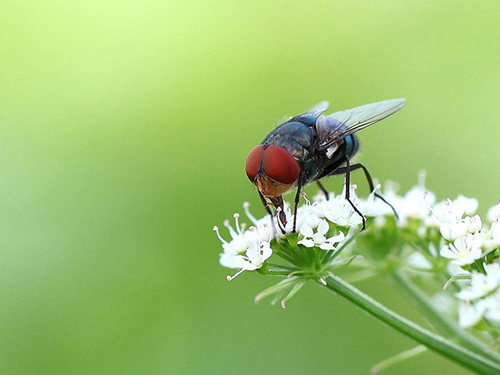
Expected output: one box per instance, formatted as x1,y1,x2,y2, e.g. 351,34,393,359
371,345,427,374
342,269,377,283
323,275,500,375
266,262,297,271
393,271,500,365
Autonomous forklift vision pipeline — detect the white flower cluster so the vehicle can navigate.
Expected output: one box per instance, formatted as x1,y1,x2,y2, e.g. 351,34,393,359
386,178,500,330
215,184,388,280
215,177,445,279
215,173,500,330
435,200,500,329
214,213,274,281
457,263,500,328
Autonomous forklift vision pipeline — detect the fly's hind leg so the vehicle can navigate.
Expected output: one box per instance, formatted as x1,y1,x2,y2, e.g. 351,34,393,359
316,181,329,199
343,156,366,231
328,163,398,220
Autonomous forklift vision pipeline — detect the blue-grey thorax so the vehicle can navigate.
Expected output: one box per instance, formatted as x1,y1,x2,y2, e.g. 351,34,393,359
262,121,360,184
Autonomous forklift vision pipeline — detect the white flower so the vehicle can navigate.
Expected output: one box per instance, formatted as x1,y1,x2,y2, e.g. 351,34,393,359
454,195,479,216
490,221,500,245
401,185,434,222
317,185,364,228
440,221,467,241
439,234,482,266
458,301,488,328
406,252,433,270
477,221,500,250
296,201,322,231
456,262,500,328
487,202,500,222
432,199,465,225
298,219,345,250
458,293,500,328
236,232,272,270
216,216,249,262
243,202,275,242
456,263,500,301
463,215,482,234
430,292,457,314
323,199,364,228
362,184,395,217
482,295,500,323
378,181,405,212
447,262,469,278
215,214,273,280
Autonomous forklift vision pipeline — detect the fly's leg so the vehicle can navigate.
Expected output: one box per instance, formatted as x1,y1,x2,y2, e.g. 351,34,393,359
277,208,287,235
316,181,329,199
329,163,398,220
292,171,306,233
344,156,366,231
258,191,273,216
259,191,283,235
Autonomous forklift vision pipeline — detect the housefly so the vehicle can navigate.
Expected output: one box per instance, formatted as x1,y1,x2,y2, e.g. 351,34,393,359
245,99,406,233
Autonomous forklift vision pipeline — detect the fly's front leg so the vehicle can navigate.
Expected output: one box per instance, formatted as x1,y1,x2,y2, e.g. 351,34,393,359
258,191,282,235
258,191,273,216
292,171,306,233
344,156,366,231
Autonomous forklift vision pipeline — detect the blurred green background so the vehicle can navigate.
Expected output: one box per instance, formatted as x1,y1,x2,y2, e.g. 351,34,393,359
1,1,499,374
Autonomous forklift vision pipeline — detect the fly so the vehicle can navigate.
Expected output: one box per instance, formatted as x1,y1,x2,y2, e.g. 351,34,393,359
245,99,406,233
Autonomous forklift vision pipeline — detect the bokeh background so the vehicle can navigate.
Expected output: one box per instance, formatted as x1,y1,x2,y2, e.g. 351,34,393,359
1,1,499,374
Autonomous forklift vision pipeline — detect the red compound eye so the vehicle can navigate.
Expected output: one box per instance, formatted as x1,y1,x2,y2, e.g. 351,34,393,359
245,145,264,182
262,145,300,184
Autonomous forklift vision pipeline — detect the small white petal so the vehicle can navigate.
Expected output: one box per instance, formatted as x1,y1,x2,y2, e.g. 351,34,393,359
407,252,433,270
319,243,335,250
317,219,329,236
299,223,314,237
327,231,345,244
440,221,467,241
440,246,457,259
298,238,315,248
455,195,479,216
487,202,500,222
312,233,326,244
458,302,486,328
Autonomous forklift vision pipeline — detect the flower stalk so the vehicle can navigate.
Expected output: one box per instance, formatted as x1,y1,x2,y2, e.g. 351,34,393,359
322,274,500,375
392,271,500,364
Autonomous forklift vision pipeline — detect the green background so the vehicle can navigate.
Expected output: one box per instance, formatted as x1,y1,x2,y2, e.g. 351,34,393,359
1,1,499,374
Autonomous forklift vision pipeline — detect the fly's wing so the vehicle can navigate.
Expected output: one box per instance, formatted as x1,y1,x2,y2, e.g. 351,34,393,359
276,101,330,126
306,101,329,115
315,98,405,150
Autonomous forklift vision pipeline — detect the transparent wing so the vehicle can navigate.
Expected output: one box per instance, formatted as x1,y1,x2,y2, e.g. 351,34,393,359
276,101,329,127
316,98,406,149
306,101,329,115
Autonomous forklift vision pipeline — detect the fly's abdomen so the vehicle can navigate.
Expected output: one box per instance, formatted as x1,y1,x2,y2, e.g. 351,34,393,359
344,134,359,159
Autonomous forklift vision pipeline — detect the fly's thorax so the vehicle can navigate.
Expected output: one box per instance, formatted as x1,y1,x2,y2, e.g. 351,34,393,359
289,114,318,127
262,122,314,161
